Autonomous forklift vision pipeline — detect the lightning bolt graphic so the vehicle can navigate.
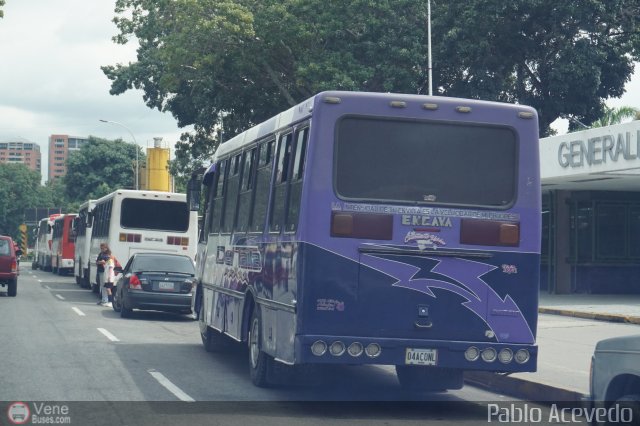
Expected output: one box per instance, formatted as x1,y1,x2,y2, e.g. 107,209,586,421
361,255,535,344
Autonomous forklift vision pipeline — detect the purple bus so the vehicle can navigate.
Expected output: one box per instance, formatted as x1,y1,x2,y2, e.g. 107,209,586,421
190,91,540,390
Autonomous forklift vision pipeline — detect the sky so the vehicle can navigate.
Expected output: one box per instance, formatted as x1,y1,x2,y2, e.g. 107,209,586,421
0,0,190,181
0,0,639,179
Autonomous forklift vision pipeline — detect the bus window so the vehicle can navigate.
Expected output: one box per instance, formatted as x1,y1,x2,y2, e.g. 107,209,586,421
251,140,274,233
236,148,257,233
210,160,227,234
121,198,189,232
285,126,309,232
222,154,243,234
270,132,293,233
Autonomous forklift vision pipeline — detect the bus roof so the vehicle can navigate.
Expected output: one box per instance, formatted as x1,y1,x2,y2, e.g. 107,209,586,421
213,91,537,161
94,189,187,205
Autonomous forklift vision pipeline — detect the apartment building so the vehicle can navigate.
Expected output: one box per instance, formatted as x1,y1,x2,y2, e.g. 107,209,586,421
48,134,89,181
0,137,42,172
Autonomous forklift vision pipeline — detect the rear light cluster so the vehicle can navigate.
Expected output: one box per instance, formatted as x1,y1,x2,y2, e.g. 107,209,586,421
464,346,529,364
129,274,147,290
11,260,17,273
167,236,189,246
330,212,393,240
311,340,382,358
460,219,520,247
119,233,141,243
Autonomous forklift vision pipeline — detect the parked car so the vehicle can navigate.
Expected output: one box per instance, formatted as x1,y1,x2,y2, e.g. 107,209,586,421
0,235,19,297
590,334,640,423
112,252,196,318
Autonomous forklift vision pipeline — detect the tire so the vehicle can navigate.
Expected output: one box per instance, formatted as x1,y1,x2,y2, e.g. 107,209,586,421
7,279,17,297
112,288,122,313
608,395,640,426
120,295,133,318
395,366,462,392
199,311,230,352
248,305,272,387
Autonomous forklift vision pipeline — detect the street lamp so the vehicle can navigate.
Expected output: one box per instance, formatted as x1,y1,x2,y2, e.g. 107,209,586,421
99,119,139,190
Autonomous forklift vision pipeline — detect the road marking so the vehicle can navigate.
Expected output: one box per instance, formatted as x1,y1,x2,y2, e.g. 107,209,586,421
55,294,65,300
72,307,86,316
148,370,195,402
97,328,120,342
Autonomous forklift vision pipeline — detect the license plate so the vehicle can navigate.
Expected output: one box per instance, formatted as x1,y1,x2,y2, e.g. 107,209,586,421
405,348,438,366
158,281,174,290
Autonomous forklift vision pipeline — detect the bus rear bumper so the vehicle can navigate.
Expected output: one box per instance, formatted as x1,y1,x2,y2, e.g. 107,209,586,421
296,335,537,372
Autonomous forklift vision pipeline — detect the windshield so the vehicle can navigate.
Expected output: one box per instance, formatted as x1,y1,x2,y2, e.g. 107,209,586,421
335,116,517,207
121,198,190,232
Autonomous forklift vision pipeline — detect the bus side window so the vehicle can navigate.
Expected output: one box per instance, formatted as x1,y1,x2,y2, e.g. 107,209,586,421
251,140,274,233
210,160,227,234
286,126,309,232
270,132,293,233
236,147,257,233
222,154,242,234
199,176,217,243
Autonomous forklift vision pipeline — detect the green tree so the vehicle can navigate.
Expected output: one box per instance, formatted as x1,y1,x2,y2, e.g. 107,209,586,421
103,0,640,175
0,164,44,238
589,106,640,128
0,0,5,19
63,136,145,202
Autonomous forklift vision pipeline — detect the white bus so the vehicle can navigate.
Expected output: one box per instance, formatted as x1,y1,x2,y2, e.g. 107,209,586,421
73,200,96,287
88,190,198,293
33,214,61,271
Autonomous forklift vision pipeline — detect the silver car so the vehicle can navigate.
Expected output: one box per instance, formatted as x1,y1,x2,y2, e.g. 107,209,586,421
590,334,640,423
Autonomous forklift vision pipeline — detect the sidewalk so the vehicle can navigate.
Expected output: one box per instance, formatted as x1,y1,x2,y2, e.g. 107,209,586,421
466,292,640,401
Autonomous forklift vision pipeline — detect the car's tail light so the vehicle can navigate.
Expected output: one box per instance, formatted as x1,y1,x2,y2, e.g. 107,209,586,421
11,260,17,273
129,274,142,290
167,236,189,246
331,212,393,240
460,219,520,246
119,233,141,243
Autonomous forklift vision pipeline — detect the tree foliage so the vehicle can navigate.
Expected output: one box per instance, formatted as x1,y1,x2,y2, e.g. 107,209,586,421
0,164,46,238
0,0,4,19
63,136,145,202
103,0,640,177
589,105,640,128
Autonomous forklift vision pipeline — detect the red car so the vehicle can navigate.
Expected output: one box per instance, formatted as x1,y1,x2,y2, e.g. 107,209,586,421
0,235,18,297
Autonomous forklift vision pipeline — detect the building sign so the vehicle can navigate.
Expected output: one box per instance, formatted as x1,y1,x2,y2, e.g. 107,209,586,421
558,130,640,168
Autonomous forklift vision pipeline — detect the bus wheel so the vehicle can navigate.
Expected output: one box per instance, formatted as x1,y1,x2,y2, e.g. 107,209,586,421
199,314,229,352
395,366,462,392
249,306,272,387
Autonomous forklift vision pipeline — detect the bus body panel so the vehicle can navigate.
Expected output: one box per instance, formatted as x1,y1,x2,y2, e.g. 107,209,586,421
35,214,61,271
74,200,96,286
51,214,77,273
196,91,540,377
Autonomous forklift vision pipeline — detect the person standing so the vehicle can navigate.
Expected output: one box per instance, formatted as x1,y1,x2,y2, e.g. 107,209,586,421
96,244,109,304
99,249,115,307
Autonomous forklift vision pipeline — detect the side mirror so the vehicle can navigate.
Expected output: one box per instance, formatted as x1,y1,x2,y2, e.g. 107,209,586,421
114,266,124,274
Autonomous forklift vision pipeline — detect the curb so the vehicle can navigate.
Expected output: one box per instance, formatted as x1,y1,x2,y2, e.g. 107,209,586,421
464,371,586,403
539,307,640,325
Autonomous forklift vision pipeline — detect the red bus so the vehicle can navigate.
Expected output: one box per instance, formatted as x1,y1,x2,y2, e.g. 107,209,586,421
51,214,77,276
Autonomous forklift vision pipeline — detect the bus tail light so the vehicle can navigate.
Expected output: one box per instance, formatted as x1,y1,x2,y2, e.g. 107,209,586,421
460,219,520,247
119,233,141,243
129,274,142,290
330,212,393,240
167,236,189,246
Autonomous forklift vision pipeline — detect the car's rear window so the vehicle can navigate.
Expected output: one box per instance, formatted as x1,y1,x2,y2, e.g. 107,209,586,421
0,240,10,256
132,255,195,275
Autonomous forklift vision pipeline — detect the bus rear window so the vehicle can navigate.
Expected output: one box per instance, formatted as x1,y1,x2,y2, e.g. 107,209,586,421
121,199,189,232
335,117,517,207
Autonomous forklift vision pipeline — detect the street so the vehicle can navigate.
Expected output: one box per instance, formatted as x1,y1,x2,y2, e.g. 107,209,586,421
0,266,598,425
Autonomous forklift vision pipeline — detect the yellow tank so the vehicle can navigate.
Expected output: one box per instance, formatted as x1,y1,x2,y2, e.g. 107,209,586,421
146,138,171,192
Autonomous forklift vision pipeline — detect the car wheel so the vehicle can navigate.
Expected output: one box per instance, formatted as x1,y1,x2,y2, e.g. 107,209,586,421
112,290,121,313
609,394,640,426
7,279,17,297
120,294,133,318
199,311,230,352
248,305,273,387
